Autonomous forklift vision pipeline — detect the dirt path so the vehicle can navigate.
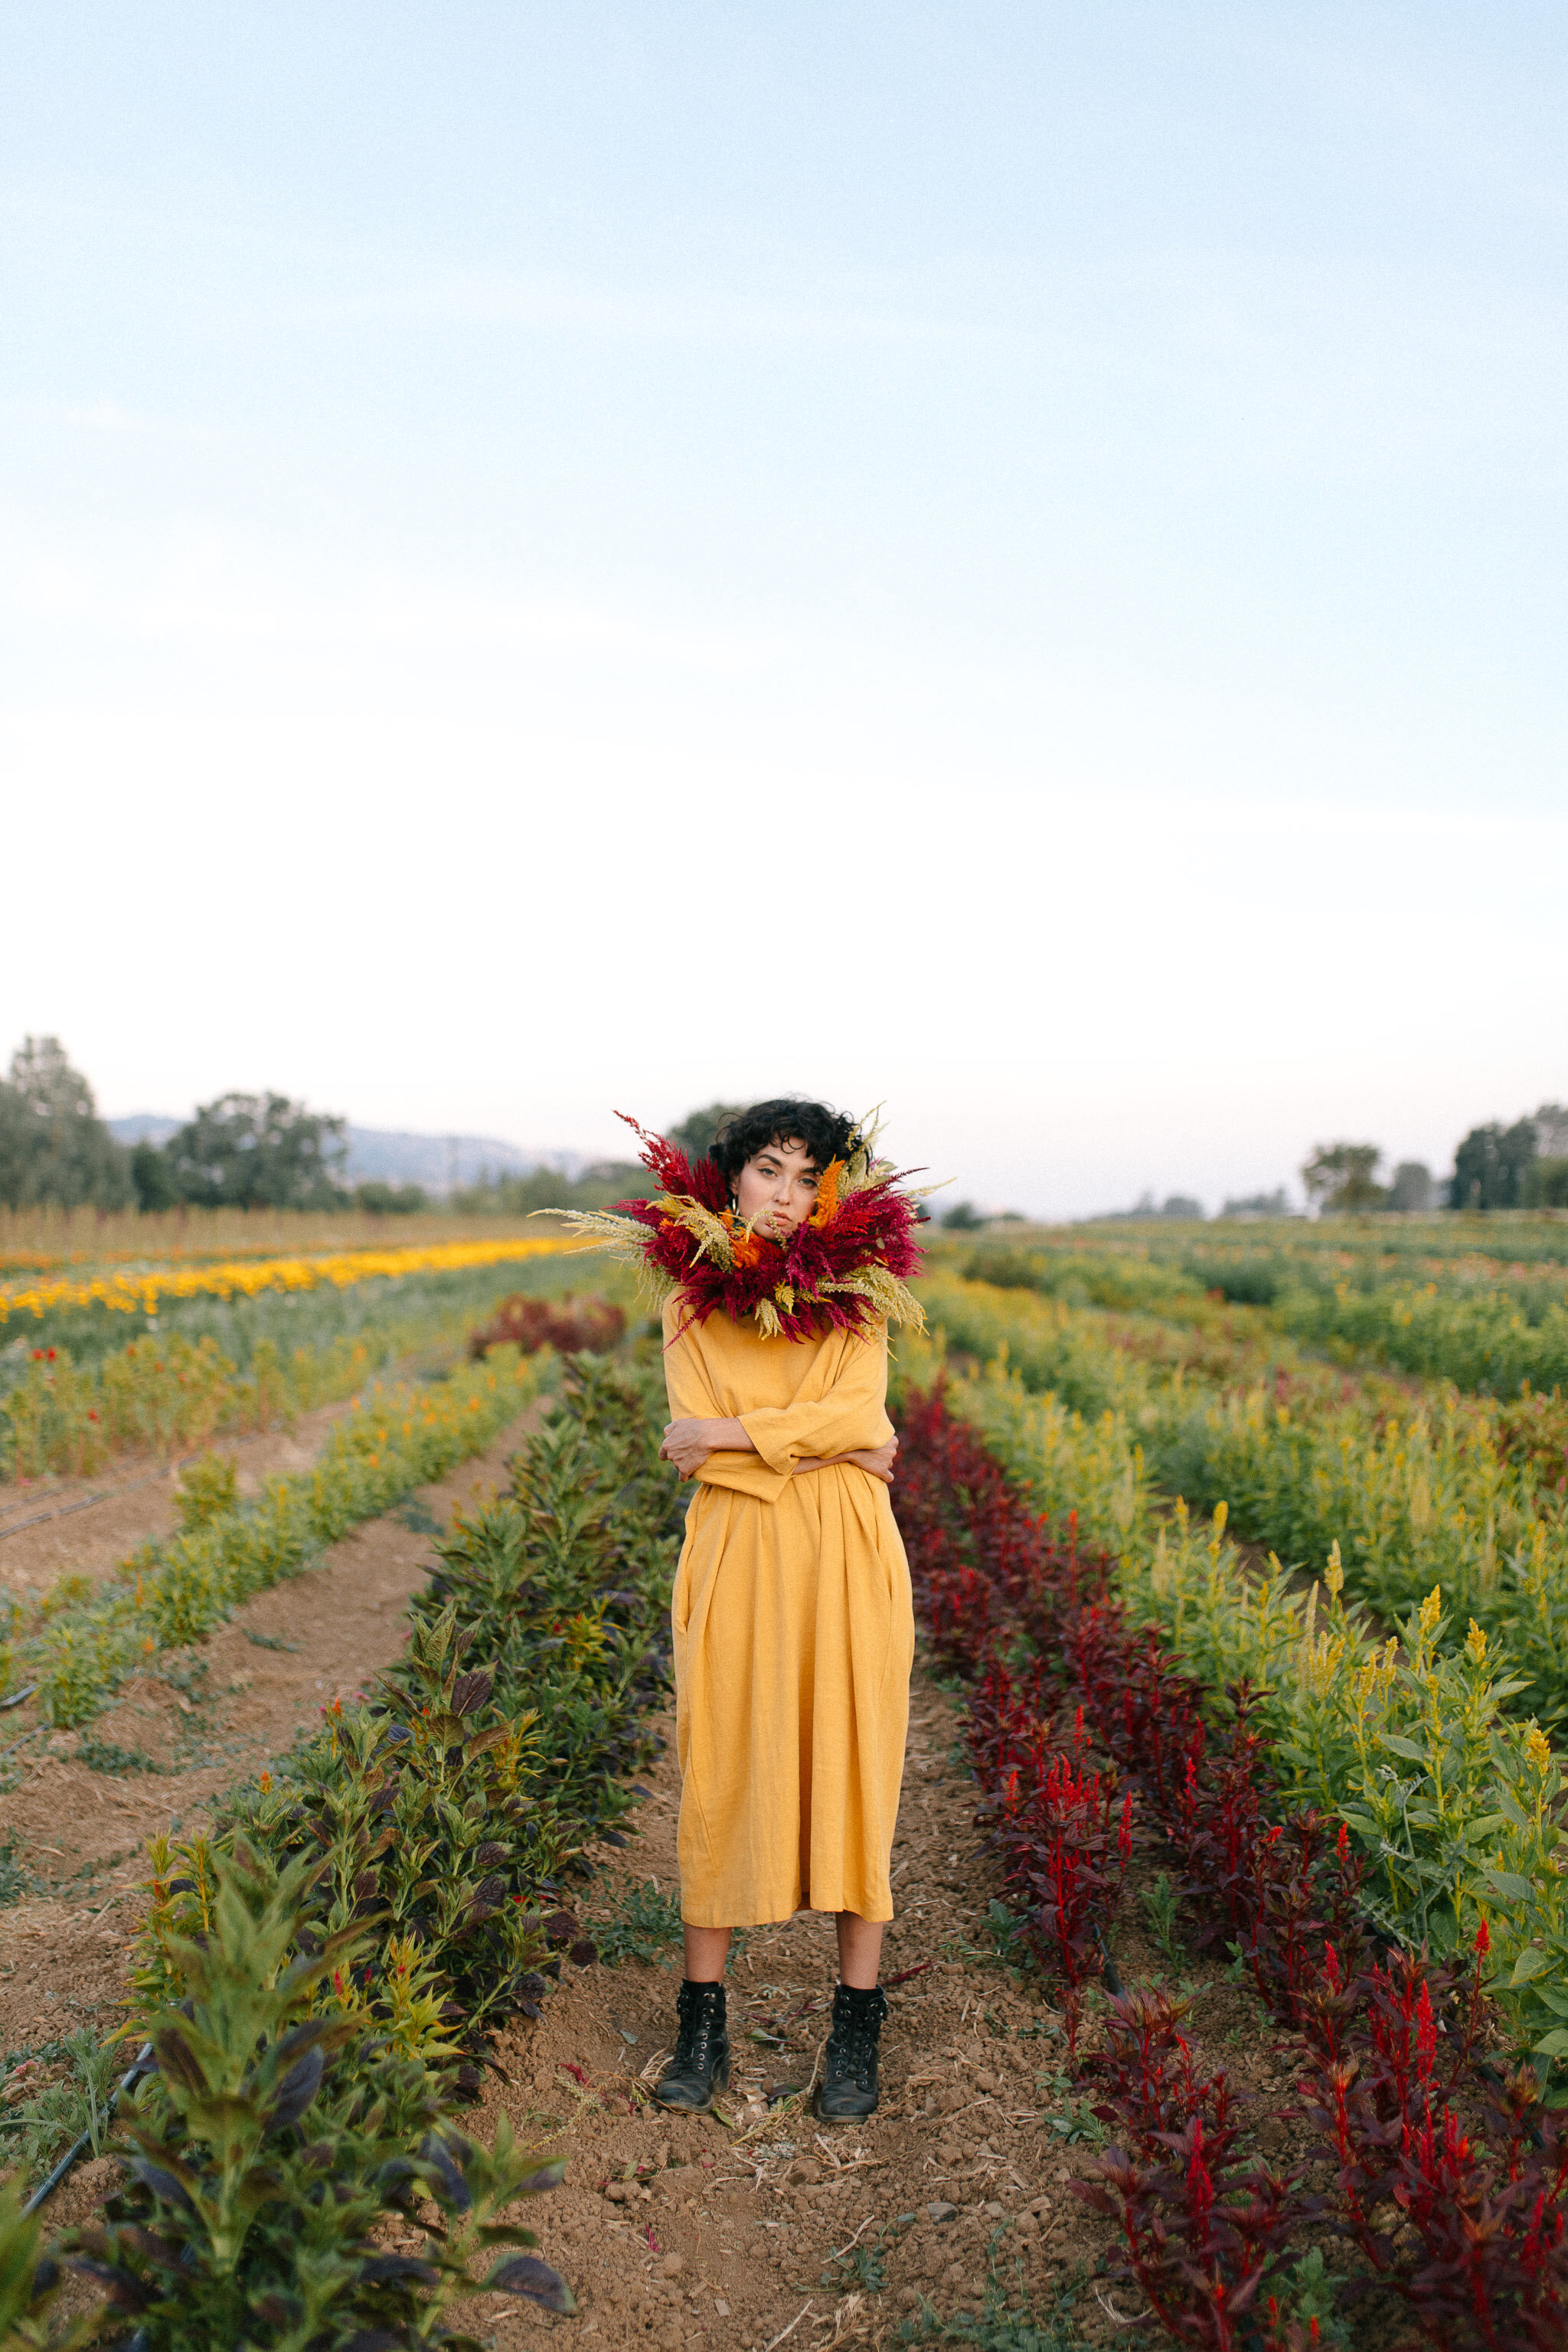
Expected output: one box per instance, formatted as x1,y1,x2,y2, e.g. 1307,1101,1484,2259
420,1674,1289,2352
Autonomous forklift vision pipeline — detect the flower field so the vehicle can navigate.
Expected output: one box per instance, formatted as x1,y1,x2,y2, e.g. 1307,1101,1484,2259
7,1346,552,1726
912,1267,1568,1685
0,1200,543,1274
0,1233,583,1329
4,1200,1566,2350
0,1344,688,2346
0,1235,601,1480
890,1386,1568,2347
903,1253,1568,2052
954,1214,1568,1397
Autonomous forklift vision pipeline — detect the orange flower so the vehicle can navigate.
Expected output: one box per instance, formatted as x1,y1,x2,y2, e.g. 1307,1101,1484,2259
809,1159,843,1227
718,1209,771,1270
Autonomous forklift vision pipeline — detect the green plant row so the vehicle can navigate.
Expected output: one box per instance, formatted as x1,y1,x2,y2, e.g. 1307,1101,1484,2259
914,1270,1568,1730
955,1207,1568,1274
889,1325,1568,2080
5,1347,551,1728
2,1348,687,2349
1268,1273,1568,1395
946,1226,1568,1395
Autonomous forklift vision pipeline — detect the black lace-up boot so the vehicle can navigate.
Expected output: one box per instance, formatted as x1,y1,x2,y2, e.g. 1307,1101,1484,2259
817,1982,889,2122
654,1979,730,2113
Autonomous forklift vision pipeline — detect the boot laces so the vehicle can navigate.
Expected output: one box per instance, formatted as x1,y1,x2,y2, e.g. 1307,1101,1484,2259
828,1990,887,2089
672,1985,724,2074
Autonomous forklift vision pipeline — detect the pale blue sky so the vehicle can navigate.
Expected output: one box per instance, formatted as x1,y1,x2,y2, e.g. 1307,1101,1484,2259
3,5,1564,1212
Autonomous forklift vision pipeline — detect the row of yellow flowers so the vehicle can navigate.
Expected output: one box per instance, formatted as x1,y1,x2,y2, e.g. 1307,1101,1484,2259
0,1233,588,1326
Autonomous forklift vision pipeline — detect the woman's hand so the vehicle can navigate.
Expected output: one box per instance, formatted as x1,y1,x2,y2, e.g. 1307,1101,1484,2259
792,1436,899,1484
848,1436,899,1483
659,1416,753,1477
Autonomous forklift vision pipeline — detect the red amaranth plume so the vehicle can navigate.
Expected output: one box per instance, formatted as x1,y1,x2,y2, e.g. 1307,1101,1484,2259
611,1110,729,1210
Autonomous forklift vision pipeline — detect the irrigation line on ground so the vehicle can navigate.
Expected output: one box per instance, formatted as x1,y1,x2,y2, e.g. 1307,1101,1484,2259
0,1398,378,1541
0,1447,232,1542
23,2041,154,2216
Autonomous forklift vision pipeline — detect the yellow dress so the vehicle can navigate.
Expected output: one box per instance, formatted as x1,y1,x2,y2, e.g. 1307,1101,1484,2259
662,1298,916,1929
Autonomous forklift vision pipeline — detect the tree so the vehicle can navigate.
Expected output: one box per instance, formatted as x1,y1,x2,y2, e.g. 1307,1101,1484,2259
1450,1120,1537,1212
940,1200,985,1230
131,1138,181,1211
1220,1189,1290,1218
0,1035,132,1210
1387,1161,1435,1213
666,1103,749,1163
1526,1159,1568,1209
452,1161,655,1216
1302,1143,1385,1214
162,1093,350,1210
354,1181,428,1214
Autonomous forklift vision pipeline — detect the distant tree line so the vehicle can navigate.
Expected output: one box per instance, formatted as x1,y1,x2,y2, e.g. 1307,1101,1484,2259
446,1102,742,1217
0,1045,750,1220
0,1037,411,1215
6,1043,1566,1223
1300,1106,1568,1214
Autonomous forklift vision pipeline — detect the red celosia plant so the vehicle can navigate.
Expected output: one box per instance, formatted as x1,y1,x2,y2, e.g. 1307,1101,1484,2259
467,1292,626,1360
1293,1929,1568,2347
970,1676,1134,2051
1083,2109,1299,2351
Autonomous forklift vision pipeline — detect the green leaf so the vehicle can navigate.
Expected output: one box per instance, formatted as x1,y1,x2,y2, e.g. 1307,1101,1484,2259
1377,1734,1430,1764
1532,2030,1568,2060
1510,1948,1554,1987
1485,1869,1536,1902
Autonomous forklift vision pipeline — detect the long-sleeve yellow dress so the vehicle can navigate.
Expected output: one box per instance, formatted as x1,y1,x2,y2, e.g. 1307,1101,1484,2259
662,1296,916,1929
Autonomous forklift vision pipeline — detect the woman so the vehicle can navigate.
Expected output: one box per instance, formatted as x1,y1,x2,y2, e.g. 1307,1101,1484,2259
553,1099,926,2121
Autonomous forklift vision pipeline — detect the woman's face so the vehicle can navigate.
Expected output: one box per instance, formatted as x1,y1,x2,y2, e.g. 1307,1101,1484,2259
731,1135,822,1236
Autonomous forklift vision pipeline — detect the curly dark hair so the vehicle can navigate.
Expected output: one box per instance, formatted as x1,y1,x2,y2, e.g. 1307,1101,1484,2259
710,1098,859,1184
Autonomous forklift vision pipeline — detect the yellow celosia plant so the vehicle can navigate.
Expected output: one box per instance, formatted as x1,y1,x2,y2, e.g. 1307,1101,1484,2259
923,1342,1568,2070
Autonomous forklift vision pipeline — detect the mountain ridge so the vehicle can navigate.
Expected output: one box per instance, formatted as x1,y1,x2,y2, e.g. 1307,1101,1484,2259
106,1117,583,1195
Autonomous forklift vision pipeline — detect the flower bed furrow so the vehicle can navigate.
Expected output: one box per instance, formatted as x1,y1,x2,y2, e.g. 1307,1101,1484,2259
8,1345,554,1727
893,1384,1568,2351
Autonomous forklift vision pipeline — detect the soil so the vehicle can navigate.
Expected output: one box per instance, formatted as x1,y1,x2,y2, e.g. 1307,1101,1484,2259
0,1396,370,1596
0,1432,1323,2352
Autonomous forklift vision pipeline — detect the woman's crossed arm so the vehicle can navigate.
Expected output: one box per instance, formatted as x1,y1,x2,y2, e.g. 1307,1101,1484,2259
658,1417,898,1484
